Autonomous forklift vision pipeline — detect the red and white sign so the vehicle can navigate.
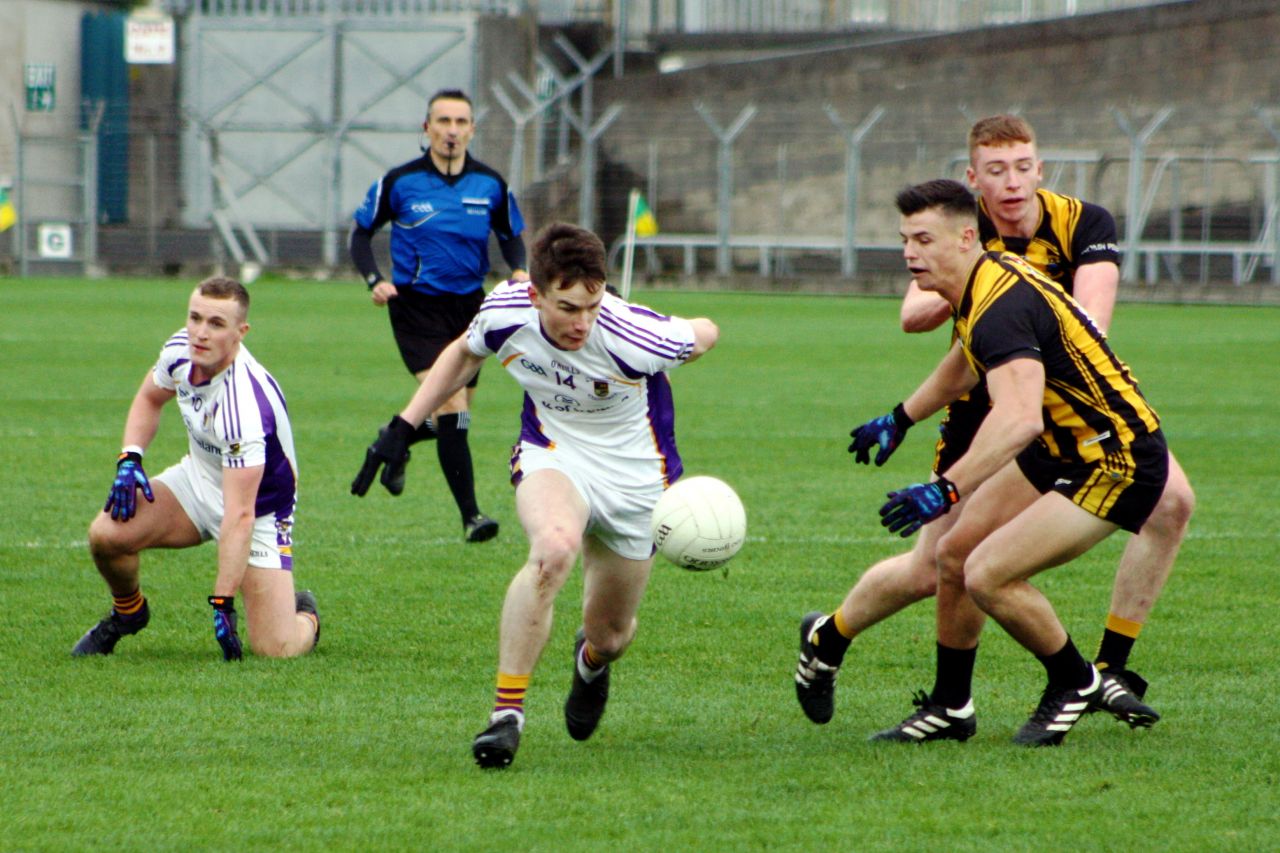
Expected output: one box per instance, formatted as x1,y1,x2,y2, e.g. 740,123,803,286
125,13,176,65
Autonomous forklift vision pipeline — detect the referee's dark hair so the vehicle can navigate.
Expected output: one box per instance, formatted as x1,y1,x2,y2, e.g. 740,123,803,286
895,179,977,220
426,88,473,119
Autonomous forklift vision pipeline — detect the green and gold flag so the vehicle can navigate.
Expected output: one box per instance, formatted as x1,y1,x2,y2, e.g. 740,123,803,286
0,187,16,232
634,193,658,237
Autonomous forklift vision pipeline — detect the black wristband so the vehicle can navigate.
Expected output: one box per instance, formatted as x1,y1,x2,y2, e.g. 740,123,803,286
892,402,915,430
117,450,143,466
208,595,235,612
935,476,960,506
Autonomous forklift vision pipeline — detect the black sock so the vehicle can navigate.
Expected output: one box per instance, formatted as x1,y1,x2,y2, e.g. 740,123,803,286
1037,636,1094,691
435,413,480,521
411,418,437,445
811,613,852,667
929,643,977,709
1095,628,1136,672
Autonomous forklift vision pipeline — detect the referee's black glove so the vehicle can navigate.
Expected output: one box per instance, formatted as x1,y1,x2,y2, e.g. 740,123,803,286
351,415,414,497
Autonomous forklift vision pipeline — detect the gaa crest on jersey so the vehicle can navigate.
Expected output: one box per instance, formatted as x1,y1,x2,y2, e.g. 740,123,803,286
593,380,610,398
228,442,242,457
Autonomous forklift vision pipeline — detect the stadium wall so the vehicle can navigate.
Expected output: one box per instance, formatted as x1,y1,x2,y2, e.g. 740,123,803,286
588,0,1280,258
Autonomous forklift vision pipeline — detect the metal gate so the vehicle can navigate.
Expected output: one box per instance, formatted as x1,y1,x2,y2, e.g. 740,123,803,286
180,10,479,265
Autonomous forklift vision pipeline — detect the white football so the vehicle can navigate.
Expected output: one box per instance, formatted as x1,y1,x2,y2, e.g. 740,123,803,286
650,475,747,572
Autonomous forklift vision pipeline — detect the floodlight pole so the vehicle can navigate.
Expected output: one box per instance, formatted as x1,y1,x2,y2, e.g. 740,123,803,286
1253,105,1280,283
695,102,757,276
1112,106,1174,282
825,104,885,278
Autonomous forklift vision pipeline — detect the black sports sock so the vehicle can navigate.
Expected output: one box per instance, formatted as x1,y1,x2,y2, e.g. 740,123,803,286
811,613,852,667
435,413,480,521
929,643,977,709
411,418,437,445
1038,636,1095,691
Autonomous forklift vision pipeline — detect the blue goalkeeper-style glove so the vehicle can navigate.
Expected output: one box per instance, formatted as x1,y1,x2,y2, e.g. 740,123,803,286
208,595,243,662
880,477,960,537
849,403,915,467
104,451,155,521
351,415,414,497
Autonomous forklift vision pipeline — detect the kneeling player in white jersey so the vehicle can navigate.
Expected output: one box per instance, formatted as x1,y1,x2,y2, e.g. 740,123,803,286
353,222,719,768
72,277,320,661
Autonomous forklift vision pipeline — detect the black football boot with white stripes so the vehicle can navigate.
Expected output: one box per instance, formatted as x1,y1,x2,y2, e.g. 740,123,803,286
1093,669,1160,728
1012,668,1105,747
869,690,977,743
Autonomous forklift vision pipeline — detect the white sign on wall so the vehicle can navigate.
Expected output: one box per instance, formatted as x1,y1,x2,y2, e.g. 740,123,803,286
126,12,176,65
38,223,73,259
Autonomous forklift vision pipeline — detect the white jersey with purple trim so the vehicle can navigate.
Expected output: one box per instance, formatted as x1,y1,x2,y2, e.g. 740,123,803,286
151,330,298,520
466,280,696,488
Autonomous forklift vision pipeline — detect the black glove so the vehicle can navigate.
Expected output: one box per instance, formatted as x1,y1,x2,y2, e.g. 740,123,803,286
848,403,914,467
208,595,243,661
351,415,415,497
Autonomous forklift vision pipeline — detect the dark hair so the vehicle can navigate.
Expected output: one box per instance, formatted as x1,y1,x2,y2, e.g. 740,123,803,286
197,275,250,316
426,89,473,120
529,223,607,294
895,179,977,220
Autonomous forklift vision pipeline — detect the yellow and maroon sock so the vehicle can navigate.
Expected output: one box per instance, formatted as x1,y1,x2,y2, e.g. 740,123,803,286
493,673,529,720
112,589,146,620
1096,614,1142,671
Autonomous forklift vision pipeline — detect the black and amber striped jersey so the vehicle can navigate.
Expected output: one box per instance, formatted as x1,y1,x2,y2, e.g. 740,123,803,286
954,251,1160,465
978,188,1119,295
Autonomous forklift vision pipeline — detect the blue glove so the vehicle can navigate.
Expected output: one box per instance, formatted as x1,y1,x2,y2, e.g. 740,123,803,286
104,451,155,521
208,595,243,662
849,403,915,467
880,477,960,537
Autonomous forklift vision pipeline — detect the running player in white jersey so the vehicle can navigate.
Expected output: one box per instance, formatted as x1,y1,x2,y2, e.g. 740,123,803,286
353,223,719,769
72,277,320,661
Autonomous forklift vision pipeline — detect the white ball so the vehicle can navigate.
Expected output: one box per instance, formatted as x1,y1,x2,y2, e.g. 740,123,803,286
650,475,747,572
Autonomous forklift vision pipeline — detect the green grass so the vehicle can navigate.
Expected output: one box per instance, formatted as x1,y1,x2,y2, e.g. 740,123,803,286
2,277,1277,851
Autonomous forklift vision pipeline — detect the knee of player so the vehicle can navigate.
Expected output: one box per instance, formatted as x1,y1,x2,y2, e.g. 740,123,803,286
1158,479,1196,530
587,621,633,659
933,535,968,588
88,514,133,558
961,560,1000,607
526,537,580,584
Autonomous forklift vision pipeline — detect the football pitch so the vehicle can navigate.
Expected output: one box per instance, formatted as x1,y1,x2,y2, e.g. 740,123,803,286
2,277,1277,850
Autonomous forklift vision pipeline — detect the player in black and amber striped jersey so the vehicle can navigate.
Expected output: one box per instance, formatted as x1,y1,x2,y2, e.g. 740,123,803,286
859,179,1168,746
794,117,1192,735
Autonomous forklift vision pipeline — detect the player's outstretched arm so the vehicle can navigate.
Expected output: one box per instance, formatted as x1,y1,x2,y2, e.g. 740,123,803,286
941,356,1045,497
105,375,174,521
208,464,262,661
900,279,953,333
901,342,979,423
1072,261,1119,335
352,337,485,497
684,318,720,363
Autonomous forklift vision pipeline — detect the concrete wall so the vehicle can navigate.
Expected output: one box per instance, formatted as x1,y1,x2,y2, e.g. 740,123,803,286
589,0,1280,249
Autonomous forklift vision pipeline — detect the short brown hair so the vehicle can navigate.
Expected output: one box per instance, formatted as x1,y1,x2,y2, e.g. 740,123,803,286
529,223,607,294
968,114,1036,161
427,88,473,121
197,275,250,318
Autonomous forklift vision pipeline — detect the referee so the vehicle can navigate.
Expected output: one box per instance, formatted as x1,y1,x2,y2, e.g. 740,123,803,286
350,88,527,543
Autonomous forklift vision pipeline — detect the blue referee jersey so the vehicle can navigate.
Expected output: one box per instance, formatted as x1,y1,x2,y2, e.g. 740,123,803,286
353,153,525,296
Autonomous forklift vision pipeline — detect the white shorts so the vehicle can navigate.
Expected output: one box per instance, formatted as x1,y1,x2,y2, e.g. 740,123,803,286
154,455,295,570
512,442,660,561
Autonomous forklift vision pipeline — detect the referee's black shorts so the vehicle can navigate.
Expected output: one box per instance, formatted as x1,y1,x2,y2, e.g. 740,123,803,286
386,286,485,385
